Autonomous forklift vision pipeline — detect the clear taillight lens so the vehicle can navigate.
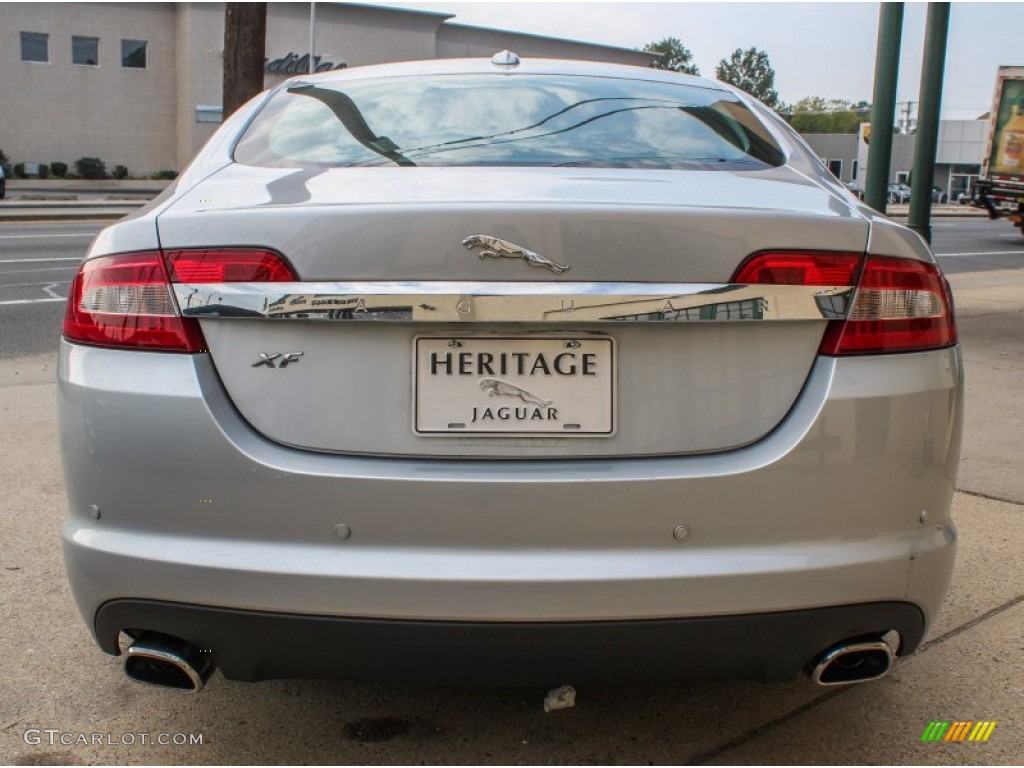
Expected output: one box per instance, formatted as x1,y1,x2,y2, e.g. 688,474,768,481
63,252,205,352
734,251,957,356
820,255,957,355
63,248,296,352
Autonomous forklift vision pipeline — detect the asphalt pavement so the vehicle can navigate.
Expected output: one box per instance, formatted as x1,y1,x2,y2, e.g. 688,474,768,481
0,223,104,359
0,216,1021,765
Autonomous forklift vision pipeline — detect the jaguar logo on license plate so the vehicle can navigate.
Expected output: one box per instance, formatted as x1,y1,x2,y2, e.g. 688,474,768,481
414,337,614,436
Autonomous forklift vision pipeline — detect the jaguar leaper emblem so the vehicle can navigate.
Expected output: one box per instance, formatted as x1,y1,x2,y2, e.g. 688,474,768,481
462,235,570,274
479,378,552,407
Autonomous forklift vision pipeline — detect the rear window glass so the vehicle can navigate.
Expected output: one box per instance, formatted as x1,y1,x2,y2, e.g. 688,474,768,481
234,74,785,170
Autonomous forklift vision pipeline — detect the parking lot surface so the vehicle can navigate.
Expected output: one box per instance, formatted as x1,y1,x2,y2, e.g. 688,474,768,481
0,217,1021,765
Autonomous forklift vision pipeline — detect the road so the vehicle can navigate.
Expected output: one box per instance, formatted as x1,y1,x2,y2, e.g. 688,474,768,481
0,216,1022,765
0,223,104,359
1,217,1022,360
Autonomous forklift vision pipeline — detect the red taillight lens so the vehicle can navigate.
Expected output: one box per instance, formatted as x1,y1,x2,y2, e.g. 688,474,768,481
165,248,296,283
63,248,296,352
733,251,862,286
820,255,957,355
734,251,957,356
63,252,205,352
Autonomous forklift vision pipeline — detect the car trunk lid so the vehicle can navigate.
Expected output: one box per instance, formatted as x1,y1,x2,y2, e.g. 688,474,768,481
158,165,868,458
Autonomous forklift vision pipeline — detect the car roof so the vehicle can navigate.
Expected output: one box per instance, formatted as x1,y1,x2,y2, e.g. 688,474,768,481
290,55,732,95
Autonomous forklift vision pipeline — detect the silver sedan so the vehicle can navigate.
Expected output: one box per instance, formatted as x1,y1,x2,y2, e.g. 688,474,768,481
58,54,962,692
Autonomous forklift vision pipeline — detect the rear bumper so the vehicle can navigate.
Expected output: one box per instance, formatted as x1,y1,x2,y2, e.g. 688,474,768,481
97,599,924,684
59,340,962,662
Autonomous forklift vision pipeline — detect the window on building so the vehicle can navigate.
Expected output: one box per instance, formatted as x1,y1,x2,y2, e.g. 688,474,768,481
72,36,99,66
896,171,910,185
851,160,859,180
827,159,843,178
121,39,147,68
20,32,49,63
949,173,978,199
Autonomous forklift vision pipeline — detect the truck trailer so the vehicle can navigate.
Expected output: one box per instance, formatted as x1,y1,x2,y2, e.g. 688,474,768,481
974,66,1024,237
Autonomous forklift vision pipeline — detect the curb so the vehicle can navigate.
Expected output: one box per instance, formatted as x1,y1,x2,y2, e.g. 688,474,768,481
0,202,145,209
0,212,129,222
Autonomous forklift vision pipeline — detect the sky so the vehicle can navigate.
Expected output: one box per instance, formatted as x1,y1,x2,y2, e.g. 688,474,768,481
366,1,1024,120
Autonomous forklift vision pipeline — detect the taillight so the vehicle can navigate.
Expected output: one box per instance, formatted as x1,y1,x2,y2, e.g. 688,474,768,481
63,248,296,352
165,248,296,283
733,251,862,286
734,251,957,356
820,255,957,355
63,252,205,352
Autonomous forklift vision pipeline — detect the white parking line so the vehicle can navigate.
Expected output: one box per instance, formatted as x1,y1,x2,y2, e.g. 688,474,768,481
0,280,71,289
0,297,66,306
42,282,64,300
935,250,1024,257
0,257,82,264
0,233,96,240
0,266,79,275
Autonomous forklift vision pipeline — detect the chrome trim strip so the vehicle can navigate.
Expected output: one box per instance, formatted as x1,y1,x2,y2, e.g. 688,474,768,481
175,281,855,323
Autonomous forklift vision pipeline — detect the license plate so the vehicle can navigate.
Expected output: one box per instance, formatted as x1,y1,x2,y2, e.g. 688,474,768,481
414,337,615,436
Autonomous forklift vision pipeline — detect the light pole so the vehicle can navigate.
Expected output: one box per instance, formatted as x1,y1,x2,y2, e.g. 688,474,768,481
865,3,904,213
907,3,951,243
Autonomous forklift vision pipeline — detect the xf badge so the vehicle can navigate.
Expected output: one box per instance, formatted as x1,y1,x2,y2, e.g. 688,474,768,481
252,352,304,368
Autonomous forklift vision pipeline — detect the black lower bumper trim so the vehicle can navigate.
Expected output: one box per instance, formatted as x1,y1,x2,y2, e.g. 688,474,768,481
95,600,924,685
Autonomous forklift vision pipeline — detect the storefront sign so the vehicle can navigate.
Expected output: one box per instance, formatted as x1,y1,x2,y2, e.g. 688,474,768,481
265,53,347,75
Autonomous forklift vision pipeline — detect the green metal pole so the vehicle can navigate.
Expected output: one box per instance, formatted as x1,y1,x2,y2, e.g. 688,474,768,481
865,3,904,213
907,3,951,243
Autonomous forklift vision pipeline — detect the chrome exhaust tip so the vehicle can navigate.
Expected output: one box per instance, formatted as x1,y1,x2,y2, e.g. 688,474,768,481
123,633,214,692
811,639,894,686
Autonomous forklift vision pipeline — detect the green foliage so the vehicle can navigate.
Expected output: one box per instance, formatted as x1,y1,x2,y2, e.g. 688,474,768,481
50,161,68,177
13,163,26,178
715,48,779,109
642,37,699,75
151,169,178,180
75,157,107,179
113,165,129,180
38,164,49,179
781,97,870,134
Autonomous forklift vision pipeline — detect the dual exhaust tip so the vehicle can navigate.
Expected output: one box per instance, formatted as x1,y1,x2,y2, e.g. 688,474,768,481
124,633,215,693
120,632,894,692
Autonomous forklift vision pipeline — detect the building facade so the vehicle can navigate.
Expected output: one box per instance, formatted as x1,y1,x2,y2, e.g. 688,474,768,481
803,118,988,199
0,2,656,175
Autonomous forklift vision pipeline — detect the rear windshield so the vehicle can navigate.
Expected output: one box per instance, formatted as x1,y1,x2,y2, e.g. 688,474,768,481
233,74,786,170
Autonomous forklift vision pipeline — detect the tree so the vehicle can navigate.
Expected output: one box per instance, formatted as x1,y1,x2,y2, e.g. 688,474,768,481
715,47,779,109
643,37,699,75
223,3,267,119
781,97,871,134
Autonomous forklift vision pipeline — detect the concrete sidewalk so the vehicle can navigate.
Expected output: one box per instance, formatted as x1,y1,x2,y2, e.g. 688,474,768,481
0,202,146,222
4,179,171,195
0,179,166,220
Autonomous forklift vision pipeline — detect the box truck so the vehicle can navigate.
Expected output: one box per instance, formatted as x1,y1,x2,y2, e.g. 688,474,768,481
974,66,1024,237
